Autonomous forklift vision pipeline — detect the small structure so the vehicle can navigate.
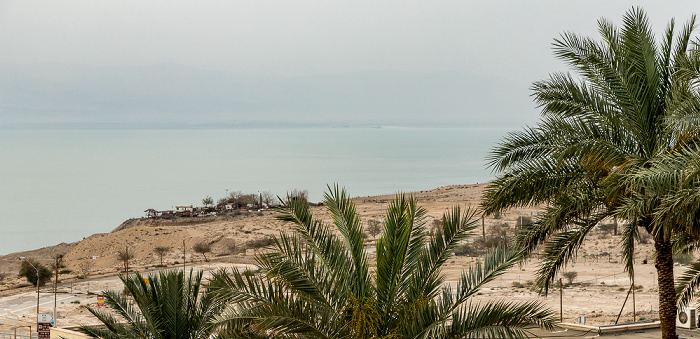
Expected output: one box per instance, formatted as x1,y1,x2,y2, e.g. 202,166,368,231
144,208,158,218
175,205,193,212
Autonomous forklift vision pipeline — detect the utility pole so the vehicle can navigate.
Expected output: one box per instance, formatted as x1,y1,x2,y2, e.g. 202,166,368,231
20,257,40,331
183,239,186,272
53,253,63,327
559,278,563,323
632,273,636,322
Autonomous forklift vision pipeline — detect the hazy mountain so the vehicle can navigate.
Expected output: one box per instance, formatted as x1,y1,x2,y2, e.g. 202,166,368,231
0,64,538,128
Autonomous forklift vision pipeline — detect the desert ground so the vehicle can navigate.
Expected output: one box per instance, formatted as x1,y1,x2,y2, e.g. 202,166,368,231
0,184,688,333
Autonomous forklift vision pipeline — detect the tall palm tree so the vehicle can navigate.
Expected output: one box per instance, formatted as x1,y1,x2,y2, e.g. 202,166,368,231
618,146,700,307
208,186,554,338
481,8,699,339
78,269,221,339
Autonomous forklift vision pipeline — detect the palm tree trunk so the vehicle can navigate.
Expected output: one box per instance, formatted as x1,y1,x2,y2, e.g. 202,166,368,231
654,237,678,339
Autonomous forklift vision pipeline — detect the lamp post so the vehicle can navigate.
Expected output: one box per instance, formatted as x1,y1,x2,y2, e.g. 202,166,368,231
20,257,40,329
51,252,63,328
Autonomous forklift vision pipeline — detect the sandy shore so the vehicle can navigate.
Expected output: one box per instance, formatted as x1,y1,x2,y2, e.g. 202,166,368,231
0,184,688,329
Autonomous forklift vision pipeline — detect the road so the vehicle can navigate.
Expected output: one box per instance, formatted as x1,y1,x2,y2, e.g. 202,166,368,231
0,262,252,327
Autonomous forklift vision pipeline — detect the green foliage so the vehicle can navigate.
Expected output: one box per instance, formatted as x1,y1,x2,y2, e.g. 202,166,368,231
675,253,694,265
453,242,480,256
202,196,214,207
78,269,221,339
481,8,700,338
208,186,554,338
19,258,53,287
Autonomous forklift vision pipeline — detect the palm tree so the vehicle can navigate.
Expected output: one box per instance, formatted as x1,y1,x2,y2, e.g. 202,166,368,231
618,146,700,307
78,269,221,338
481,8,699,339
208,186,554,338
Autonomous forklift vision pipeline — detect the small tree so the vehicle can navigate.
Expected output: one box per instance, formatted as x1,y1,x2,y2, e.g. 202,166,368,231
192,242,212,262
19,258,53,287
261,191,276,206
153,246,170,266
117,250,131,273
563,271,578,285
202,196,214,207
289,189,309,200
366,219,382,240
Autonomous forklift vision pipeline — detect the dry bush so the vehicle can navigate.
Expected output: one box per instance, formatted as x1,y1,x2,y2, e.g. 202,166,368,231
153,246,170,266
193,242,212,262
366,219,382,240
246,237,274,250
563,271,578,285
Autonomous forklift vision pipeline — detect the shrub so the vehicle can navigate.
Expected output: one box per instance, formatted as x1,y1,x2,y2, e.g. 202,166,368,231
247,237,274,250
366,219,382,240
675,253,694,265
19,259,53,287
58,269,73,275
563,271,578,285
598,223,616,235
192,242,212,262
153,246,170,266
453,242,479,256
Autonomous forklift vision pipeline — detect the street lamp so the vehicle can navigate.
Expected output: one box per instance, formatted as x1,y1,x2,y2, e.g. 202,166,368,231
19,257,40,329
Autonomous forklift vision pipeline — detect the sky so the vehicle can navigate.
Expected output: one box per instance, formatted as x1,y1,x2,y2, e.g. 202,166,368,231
1,1,700,255
0,1,695,78
1,1,699,128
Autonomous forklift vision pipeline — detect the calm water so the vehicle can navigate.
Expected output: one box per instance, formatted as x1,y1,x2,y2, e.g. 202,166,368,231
0,126,508,255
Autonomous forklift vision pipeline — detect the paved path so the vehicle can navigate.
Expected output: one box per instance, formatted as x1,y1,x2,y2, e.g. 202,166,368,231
0,293,88,319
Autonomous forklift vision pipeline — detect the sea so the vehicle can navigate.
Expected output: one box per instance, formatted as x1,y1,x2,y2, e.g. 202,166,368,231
0,125,512,255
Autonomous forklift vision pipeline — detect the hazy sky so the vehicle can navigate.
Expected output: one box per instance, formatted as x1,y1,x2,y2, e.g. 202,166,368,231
2,1,699,128
1,1,698,82
2,2,700,255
